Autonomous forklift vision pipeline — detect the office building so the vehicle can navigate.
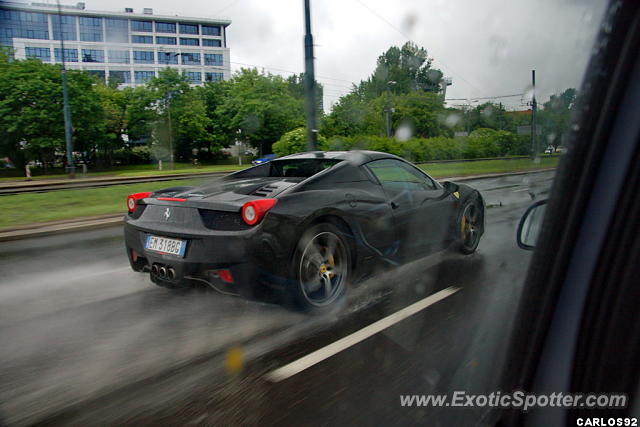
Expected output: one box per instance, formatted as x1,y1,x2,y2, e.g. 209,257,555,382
0,1,231,85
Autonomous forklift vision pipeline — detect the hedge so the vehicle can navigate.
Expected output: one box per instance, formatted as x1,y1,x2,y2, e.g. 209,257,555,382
323,128,530,162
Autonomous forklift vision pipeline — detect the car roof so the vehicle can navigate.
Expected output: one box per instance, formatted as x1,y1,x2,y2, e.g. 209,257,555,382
276,150,402,166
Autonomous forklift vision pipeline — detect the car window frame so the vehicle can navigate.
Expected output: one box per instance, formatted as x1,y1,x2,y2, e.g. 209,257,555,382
364,158,438,191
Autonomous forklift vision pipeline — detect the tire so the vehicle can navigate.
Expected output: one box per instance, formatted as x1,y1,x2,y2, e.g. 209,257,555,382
290,222,352,313
456,196,484,254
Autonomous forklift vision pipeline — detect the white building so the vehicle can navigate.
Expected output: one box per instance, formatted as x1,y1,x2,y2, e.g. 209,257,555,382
0,1,231,85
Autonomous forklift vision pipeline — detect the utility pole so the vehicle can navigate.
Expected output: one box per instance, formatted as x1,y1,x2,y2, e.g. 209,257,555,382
303,0,318,151
167,104,174,169
57,0,75,178
440,76,452,100
384,81,396,137
531,69,537,158
236,129,243,166
166,91,174,170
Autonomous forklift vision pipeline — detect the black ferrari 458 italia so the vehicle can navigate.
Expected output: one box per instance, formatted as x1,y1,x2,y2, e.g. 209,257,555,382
124,151,485,311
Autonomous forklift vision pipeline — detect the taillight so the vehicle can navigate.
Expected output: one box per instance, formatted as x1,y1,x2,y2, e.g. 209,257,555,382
241,199,277,225
217,269,233,283
127,192,152,213
156,197,187,202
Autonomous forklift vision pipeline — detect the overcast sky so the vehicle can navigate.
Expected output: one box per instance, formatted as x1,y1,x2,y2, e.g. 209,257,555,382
49,0,608,111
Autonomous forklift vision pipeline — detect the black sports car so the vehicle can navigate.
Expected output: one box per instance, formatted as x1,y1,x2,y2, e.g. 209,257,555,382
124,151,485,311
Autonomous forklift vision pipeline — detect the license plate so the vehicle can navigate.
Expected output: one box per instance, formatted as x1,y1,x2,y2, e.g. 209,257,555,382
145,235,187,257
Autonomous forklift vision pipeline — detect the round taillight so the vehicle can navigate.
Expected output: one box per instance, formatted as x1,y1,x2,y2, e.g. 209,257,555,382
243,205,256,224
241,199,277,226
126,192,152,213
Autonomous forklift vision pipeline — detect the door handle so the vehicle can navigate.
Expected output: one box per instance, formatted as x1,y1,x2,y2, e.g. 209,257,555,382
391,201,399,209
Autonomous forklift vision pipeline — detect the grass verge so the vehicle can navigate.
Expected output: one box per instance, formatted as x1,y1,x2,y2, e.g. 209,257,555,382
422,156,559,178
0,163,247,182
0,179,201,229
0,156,560,229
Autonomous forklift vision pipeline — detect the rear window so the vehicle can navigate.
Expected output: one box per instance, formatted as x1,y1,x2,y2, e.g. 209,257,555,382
268,159,342,178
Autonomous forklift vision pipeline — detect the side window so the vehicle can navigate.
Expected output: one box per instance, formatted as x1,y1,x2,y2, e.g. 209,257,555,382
366,159,436,191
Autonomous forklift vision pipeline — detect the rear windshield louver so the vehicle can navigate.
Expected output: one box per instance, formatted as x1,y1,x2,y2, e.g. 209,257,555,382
253,184,279,197
199,209,251,231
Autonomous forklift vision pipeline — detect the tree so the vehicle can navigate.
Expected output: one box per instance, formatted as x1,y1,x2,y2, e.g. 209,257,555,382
323,42,446,139
538,88,577,147
197,79,233,150
93,83,127,167
125,68,213,162
323,90,448,139
171,89,214,160
0,56,103,174
357,42,443,100
321,92,375,137
214,68,305,154
123,85,156,144
286,73,324,115
392,91,449,138
272,127,328,156
465,102,509,132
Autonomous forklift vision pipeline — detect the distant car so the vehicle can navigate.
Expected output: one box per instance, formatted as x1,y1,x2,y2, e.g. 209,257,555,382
251,154,277,166
124,151,485,311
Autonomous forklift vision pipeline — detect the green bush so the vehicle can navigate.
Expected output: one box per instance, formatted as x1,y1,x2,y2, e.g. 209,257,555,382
275,128,523,161
272,127,328,156
113,145,152,165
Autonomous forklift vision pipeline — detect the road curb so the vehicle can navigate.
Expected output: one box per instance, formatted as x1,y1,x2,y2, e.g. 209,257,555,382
0,215,123,242
0,168,556,242
0,171,232,195
438,167,556,182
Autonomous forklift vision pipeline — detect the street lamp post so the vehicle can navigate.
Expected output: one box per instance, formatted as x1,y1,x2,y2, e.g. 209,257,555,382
236,129,243,166
303,0,318,151
56,0,75,178
530,69,538,159
167,98,174,170
384,81,397,137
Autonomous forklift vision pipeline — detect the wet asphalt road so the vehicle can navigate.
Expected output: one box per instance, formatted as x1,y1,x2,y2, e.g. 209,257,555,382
0,171,555,426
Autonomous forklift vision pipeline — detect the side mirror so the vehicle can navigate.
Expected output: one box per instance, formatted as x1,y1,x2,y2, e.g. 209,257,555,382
517,200,547,250
442,181,459,195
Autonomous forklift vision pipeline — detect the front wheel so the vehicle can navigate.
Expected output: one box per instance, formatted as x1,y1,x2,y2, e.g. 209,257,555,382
290,223,352,313
457,197,483,254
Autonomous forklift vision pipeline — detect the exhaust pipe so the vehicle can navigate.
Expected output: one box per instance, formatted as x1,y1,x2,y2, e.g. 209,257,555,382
151,264,159,275
167,268,176,280
159,266,167,278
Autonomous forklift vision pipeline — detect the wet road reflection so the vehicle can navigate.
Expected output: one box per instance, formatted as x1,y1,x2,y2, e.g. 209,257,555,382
0,171,553,425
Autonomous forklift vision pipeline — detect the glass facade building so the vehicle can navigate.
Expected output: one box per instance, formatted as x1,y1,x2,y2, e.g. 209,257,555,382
1,1,231,86
79,16,102,42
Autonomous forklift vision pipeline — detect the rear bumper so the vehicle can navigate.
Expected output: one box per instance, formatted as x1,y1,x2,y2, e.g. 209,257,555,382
124,210,298,289
124,220,272,290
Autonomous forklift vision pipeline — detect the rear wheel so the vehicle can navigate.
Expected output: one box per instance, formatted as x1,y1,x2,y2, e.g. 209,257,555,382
291,223,352,313
457,197,483,254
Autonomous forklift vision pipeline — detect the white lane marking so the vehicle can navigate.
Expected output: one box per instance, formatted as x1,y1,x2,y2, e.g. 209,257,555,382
264,286,460,382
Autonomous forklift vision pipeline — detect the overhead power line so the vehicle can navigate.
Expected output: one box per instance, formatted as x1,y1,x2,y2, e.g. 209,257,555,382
229,61,356,85
212,0,242,16
445,93,524,101
353,0,483,95
228,60,525,105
